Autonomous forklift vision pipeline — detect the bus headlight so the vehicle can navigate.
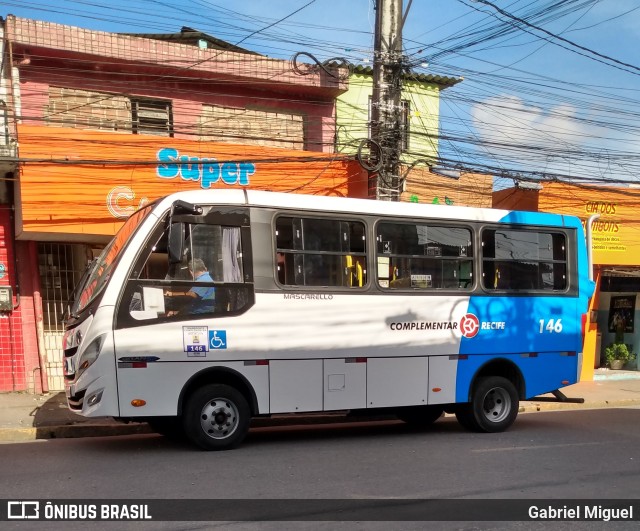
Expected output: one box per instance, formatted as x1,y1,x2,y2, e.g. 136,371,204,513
77,334,106,376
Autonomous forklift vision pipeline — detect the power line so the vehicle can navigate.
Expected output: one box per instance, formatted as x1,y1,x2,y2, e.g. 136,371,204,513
468,0,640,76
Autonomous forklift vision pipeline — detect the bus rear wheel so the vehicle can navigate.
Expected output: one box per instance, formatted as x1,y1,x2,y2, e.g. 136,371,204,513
455,376,519,433
183,384,250,451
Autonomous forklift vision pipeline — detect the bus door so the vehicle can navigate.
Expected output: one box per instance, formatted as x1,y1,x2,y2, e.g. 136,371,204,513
112,202,255,417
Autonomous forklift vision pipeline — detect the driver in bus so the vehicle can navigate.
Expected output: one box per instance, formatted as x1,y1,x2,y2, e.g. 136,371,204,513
165,258,215,315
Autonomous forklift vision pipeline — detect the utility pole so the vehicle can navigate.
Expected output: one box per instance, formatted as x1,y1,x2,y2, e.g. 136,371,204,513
370,0,406,200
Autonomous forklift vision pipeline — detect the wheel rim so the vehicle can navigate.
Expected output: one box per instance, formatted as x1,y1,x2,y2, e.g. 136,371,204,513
199,398,239,440
481,386,511,423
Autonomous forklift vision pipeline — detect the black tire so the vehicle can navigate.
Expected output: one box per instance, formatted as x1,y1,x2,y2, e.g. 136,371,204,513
396,405,444,426
183,384,251,451
455,376,519,433
148,416,186,441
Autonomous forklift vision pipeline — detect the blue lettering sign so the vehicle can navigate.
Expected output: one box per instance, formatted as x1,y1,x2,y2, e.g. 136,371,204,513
156,148,179,178
202,161,220,188
156,148,255,188
180,156,201,181
238,162,255,185
221,162,239,185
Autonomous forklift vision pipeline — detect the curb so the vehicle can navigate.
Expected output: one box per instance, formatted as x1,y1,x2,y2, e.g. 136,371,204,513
0,423,153,442
0,414,383,443
2,400,640,443
521,398,640,413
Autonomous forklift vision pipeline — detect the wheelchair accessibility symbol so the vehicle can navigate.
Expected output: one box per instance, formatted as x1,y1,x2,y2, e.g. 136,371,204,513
209,330,227,349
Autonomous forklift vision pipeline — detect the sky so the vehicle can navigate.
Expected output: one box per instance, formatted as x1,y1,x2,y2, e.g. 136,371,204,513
2,0,640,188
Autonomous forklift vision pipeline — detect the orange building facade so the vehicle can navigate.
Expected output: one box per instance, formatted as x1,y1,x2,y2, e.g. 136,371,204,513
17,125,368,238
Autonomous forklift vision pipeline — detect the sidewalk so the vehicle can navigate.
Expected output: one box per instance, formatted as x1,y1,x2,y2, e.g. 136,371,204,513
1,369,640,442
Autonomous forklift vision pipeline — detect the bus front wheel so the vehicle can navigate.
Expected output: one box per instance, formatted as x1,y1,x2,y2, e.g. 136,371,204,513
183,384,251,451
455,376,519,433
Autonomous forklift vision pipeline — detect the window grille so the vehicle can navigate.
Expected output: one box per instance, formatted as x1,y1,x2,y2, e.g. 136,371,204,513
131,98,174,137
37,243,98,332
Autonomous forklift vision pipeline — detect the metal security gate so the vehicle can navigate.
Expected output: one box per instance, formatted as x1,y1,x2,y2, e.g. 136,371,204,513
37,243,102,390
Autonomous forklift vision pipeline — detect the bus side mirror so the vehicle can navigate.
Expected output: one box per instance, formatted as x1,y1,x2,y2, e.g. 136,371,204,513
168,222,184,264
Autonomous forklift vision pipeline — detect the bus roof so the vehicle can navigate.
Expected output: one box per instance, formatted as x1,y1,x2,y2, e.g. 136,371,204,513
151,189,582,229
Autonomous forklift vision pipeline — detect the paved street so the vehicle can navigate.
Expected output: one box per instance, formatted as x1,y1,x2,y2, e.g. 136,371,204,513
2,408,639,498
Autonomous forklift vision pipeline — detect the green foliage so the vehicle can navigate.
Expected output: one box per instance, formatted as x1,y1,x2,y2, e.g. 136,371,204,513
604,343,636,367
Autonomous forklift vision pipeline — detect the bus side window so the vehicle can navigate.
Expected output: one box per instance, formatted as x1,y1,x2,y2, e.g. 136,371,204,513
378,222,473,290
481,229,567,291
275,216,367,288
345,256,364,287
442,260,470,289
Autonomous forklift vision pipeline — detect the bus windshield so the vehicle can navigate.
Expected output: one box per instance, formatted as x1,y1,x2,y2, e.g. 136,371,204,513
72,203,156,316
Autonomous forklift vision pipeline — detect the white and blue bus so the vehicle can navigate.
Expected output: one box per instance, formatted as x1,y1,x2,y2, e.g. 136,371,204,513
63,190,596,450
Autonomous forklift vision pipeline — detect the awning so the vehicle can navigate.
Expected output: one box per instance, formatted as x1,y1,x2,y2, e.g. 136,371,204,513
601,267,640,278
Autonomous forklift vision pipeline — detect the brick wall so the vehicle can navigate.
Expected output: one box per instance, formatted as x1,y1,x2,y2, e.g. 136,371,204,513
0,208,26,391
45,86,131,131
43,90,309,149
198,105,305,149
401,167,493,207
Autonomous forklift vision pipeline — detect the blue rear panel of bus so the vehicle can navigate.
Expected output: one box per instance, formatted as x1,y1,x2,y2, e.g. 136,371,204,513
456,211,592,401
